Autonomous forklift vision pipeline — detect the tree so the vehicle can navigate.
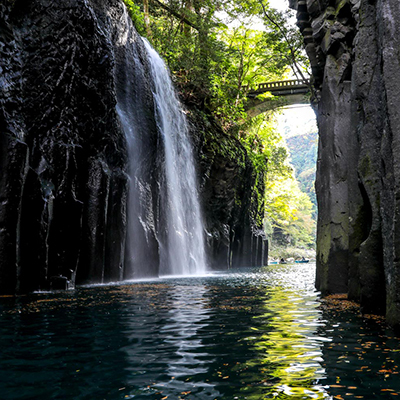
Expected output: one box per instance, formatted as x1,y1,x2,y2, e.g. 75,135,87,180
143,0,151,36
241,114,316,249
122,0,299,123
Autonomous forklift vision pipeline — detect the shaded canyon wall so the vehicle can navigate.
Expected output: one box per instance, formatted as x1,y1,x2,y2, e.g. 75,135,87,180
291,0,400,327
0,0,266,293
190,111,268,271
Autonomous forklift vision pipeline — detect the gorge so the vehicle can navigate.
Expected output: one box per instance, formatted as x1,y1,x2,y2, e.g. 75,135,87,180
4,1,400,398
2,0,400,331
0,0,267,294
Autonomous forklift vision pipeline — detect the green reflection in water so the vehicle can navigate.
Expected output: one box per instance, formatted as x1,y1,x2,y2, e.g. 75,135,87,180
0,264,334,400
238,265,329,399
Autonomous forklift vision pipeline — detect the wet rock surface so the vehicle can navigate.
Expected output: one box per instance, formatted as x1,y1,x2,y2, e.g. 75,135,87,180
1,0,129,293
0,0,267,293
189,110,268,271
292,0,400,326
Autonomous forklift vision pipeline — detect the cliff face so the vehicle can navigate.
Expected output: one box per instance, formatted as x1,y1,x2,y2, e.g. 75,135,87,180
0,0,266,294
189,111,268,271
292,0,400,326
0,0,131,293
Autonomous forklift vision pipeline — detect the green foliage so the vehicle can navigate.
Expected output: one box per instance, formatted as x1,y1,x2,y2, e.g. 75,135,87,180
265,174,316,248
208,24,289,127
286,132,318,216
240,114,315,248
237,113,315,248
260,6,309,78
240,114,291,179
123,0,299,127
123,0,146,34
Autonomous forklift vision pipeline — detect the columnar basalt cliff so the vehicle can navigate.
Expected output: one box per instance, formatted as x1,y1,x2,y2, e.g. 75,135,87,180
291,0,400,326
0,0,266,294
190,111,268,271
0,0,131,293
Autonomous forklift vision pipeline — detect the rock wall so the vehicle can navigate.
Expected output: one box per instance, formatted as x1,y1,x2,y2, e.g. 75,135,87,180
291,0,400,327
0,0,131,293
0,0,267,294
189,111,268,271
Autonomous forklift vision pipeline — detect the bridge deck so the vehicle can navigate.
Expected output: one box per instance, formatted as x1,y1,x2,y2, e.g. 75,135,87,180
246,78,310,97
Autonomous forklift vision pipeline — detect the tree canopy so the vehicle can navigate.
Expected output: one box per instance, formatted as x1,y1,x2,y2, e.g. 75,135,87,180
123,0,307,124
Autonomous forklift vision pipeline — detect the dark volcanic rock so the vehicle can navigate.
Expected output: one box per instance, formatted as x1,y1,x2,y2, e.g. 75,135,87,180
0,0,267,293
0,0,130,292
189,110,268,270
292,0,400,326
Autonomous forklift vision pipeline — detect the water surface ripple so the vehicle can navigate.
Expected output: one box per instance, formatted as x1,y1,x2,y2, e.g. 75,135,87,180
2,264,400,399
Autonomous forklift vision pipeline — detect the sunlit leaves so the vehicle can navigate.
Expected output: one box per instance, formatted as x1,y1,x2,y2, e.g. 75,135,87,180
121,0,315,248
264,154,316,248
236,111,316,248
208,22,291,127
123,0,297,127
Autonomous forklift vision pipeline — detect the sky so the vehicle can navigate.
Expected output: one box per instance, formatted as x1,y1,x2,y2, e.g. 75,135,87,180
268,0,290,12
265,0,317,134
276,106,317,139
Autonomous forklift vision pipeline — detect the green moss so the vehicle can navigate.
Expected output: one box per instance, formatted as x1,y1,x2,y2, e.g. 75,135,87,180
317,226,331,265
359,155,371,177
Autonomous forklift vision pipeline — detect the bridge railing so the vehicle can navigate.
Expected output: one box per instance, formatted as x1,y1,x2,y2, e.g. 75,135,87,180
244,78,311,93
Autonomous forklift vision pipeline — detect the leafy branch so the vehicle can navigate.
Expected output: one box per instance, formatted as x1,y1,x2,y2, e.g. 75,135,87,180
152,0,200,30
257,0,313,95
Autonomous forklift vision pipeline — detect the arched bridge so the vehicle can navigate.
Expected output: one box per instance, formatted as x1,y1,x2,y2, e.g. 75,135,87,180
244,78,311,118
246,78,310,97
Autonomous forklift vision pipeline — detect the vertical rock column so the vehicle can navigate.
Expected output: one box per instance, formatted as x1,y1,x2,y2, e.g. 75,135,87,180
0,0,129,292
293,0,400,324
351,0,386,314
378,0,400,327
295,0,361,295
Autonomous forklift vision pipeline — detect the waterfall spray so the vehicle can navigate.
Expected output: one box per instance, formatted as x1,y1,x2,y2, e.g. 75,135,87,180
115,6,207,278
142,38,207,276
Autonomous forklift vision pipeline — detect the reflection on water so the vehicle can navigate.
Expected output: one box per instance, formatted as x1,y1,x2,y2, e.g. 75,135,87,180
243,274,328,398
1,264,400,399
122,284,220,398
162,285,210,378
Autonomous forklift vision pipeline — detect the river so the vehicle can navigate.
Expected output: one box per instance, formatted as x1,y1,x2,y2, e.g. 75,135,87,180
1,263,400,399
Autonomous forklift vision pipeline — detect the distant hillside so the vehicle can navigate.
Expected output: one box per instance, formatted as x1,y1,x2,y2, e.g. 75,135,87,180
286,132,318,215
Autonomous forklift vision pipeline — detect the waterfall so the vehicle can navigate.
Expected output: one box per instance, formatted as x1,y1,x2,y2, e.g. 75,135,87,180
142,39,207,276
115,6,206,278
115,8,160,280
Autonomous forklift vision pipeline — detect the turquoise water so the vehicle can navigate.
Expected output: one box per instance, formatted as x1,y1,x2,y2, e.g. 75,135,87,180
1,264,400,399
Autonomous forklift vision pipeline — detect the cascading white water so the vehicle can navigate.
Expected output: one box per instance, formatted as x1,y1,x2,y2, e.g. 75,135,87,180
115,8,159,280
114,4,207,277
142,39,207,276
